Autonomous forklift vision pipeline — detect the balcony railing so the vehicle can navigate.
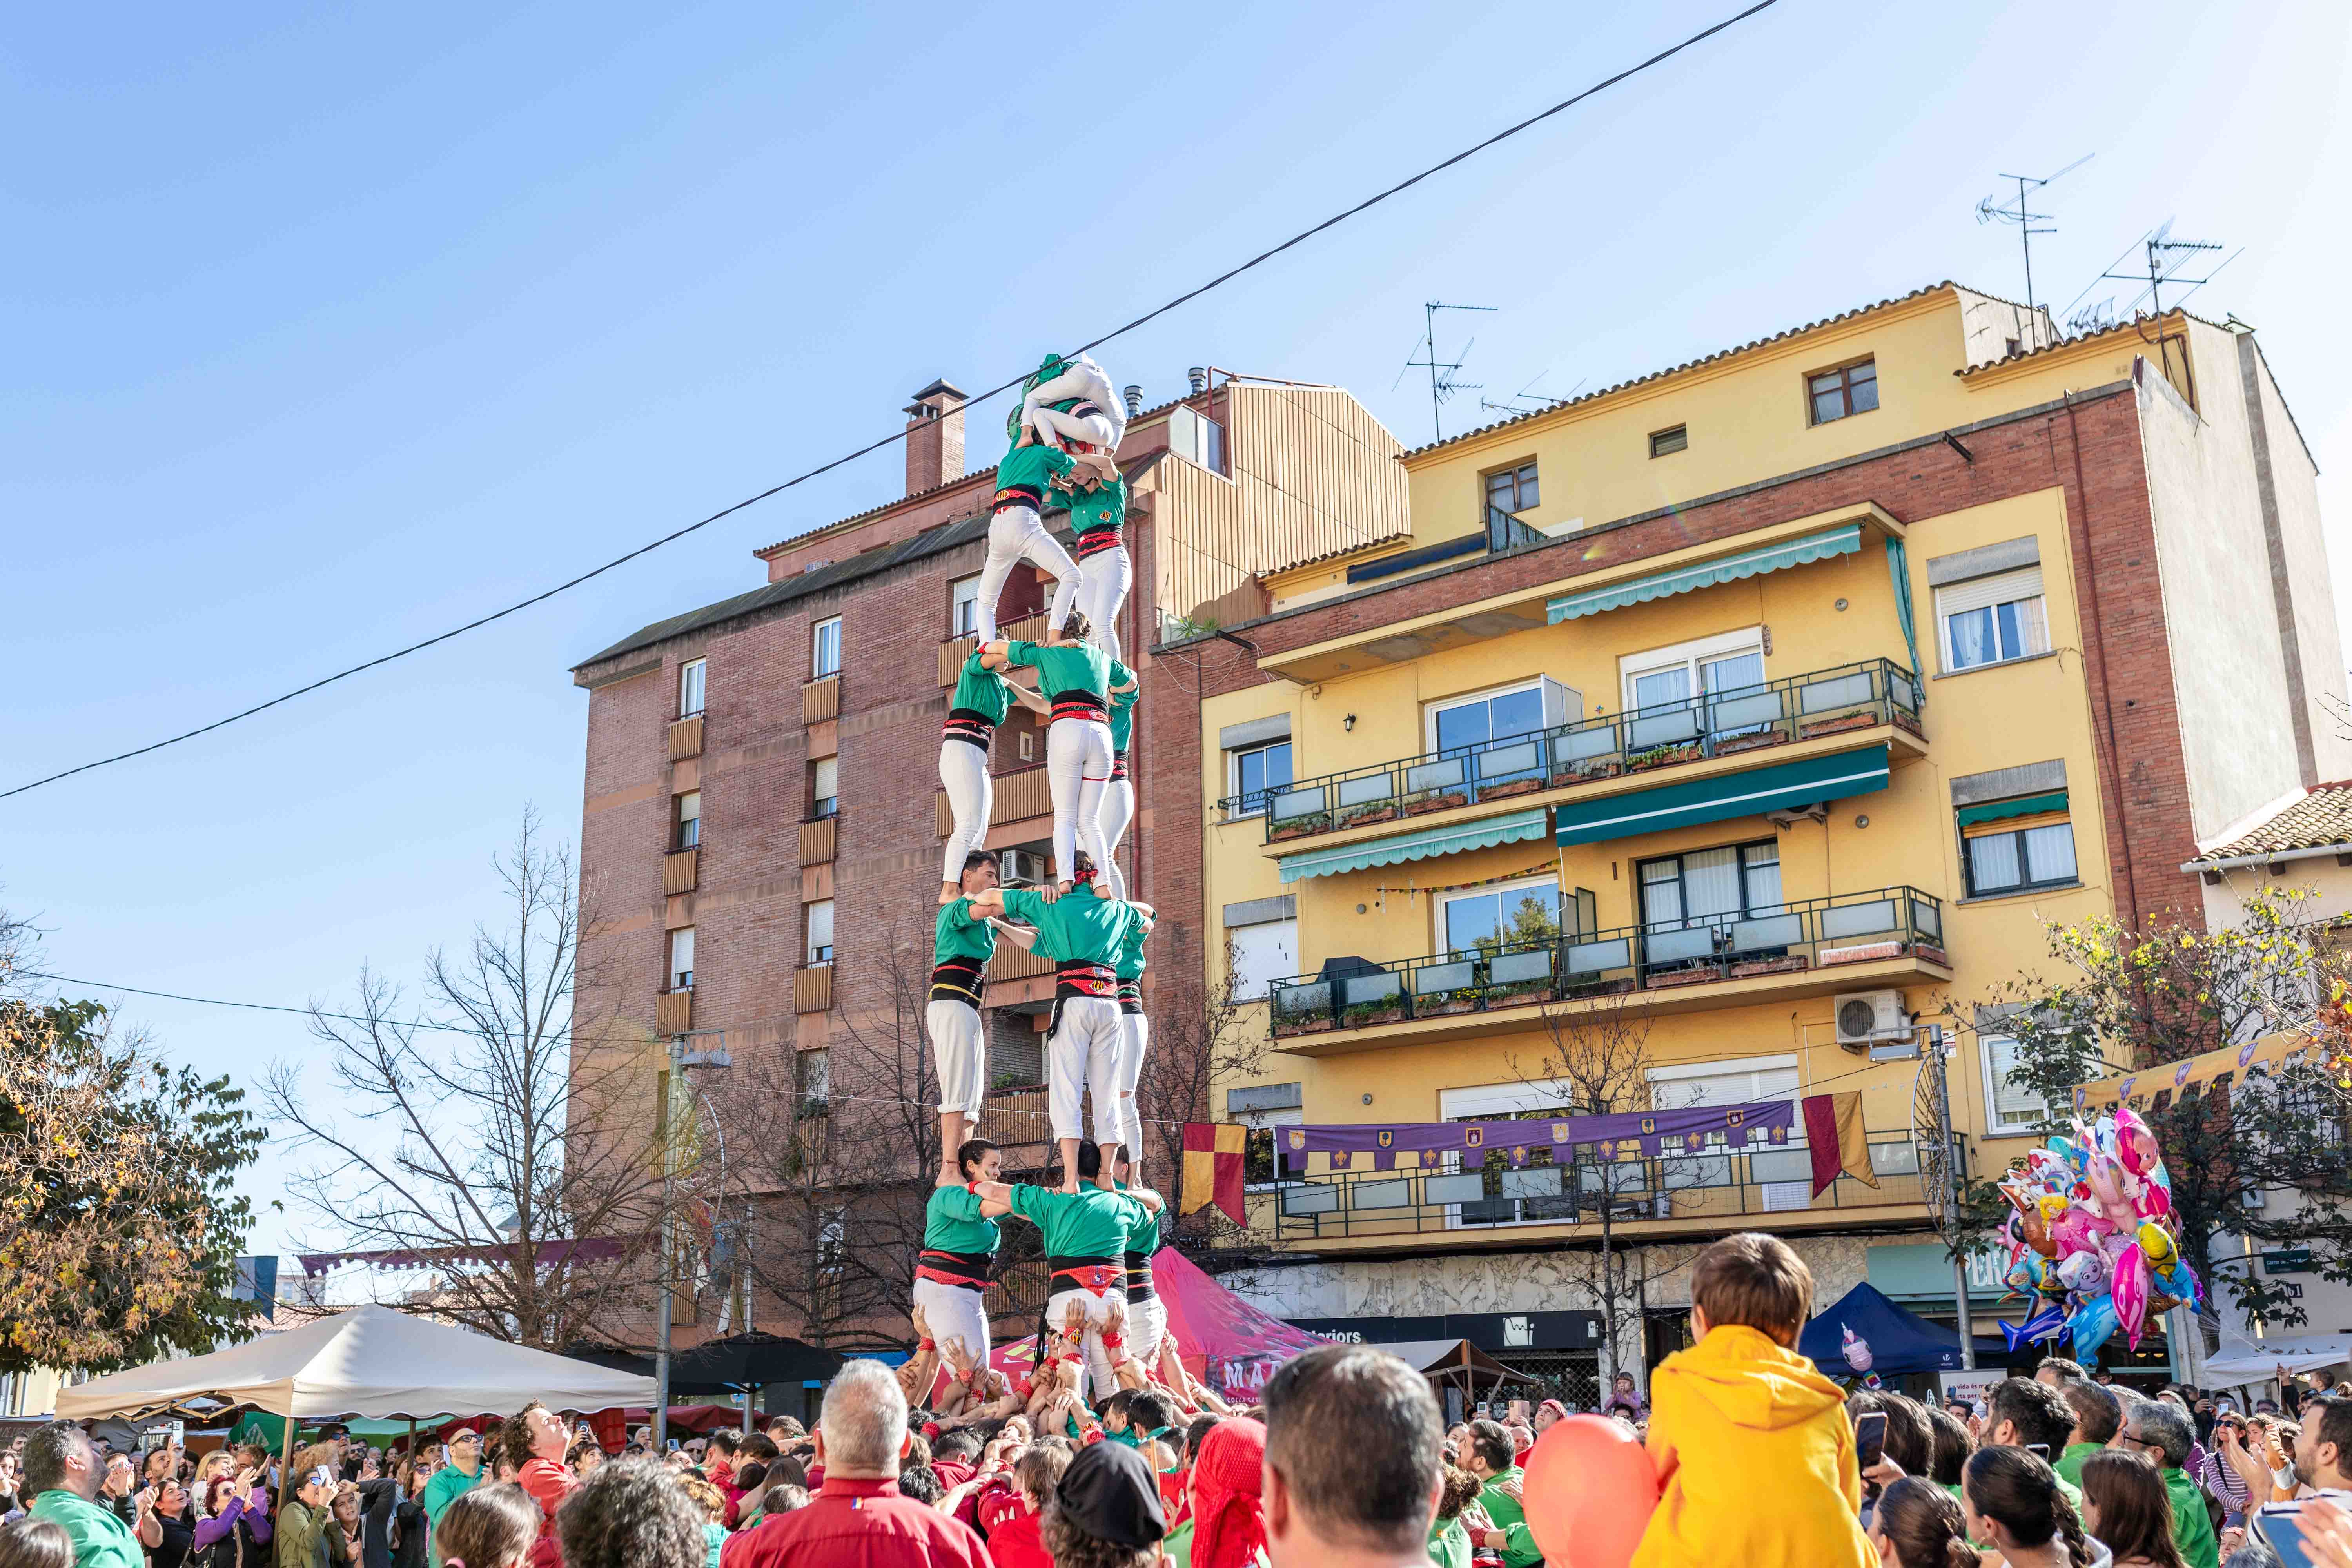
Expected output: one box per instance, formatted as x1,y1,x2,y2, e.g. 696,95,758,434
799,814,837,867
987,942,1054,982
793,964,833,1014
938,612,1052,686
802,674,841,724
1268,885,1945,1040
1229,659,1922,841
976,1084,1050,1147
1246,1125,1935,1243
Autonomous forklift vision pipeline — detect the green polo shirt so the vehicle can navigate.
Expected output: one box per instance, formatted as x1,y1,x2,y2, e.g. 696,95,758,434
1060,472,1129,541
949,652,1015,726
28,1491,142,1568
1429,1514,1473,1568
934,897,996,969
2163,1465,2220,1568
1107,662,1138,752
420,1463,483,1566
1476,1469,1543,1568
1114,909,1150,982
1008,1183,1146,1261
2053,1440,2104,1490
995,439,1076,501
924,1183,1000,1256
1004,640,1111,706
1002,887,1132,967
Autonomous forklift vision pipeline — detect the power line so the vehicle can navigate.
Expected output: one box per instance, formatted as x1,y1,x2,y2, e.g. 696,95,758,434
20,969,521,1037
5,0,1780,802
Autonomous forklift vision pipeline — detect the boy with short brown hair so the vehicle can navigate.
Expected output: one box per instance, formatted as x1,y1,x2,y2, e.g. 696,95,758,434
1630,1232,1873,1568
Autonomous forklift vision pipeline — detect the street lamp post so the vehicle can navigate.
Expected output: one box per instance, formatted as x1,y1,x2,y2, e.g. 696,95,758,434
653,1034,732,1452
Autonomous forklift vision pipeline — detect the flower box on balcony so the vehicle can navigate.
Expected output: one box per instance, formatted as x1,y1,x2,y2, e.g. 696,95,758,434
1891,709,1926,739
1562,976,1637,999
1479,777,1547,801
1628,744,1702,773
1490,980,1557,1007
1729,955,1809,980
1416,990,1484,1018
1914,944,1951,968
1549,762,1620,789
1713,731,1789,757
1644,965,1722,990
1799,711,1877,740
1402,789,1470,817
1269,813,1332,842
1274,1013,1335,1038
1819,940,1904,966
1341,1002,1408,1029
1336,802,1401,829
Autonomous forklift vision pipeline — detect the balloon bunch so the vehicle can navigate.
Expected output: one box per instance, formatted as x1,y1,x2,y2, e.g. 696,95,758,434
1994,1105,2201,1365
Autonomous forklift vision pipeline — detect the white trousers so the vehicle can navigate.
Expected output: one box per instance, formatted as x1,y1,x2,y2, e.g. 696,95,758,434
1125,1290,1167,1372
911,1276,991,1369
1046,719,1114,889
926,998,985,1116
1098,778,1134,900
1116,1010,1149,1163
1076,546,1132,667
1049,995,1126,1145
1021,356,1126,450
975,504,1078,645
938,740,992,887
1046,1282,1127,1403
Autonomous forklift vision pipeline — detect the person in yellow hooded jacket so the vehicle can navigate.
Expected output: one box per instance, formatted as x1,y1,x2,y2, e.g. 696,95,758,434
1632,1231,1875,1568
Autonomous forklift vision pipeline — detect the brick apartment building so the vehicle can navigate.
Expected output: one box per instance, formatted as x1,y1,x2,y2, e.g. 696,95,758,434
568,368,1406,1348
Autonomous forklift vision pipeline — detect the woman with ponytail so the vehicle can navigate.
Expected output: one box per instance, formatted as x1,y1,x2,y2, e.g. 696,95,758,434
1867,1477,1979,1568
2078,1452,2186,1568
1963,1446,2107,1568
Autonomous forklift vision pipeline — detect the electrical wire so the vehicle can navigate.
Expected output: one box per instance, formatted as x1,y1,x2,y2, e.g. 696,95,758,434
4,0,1780,802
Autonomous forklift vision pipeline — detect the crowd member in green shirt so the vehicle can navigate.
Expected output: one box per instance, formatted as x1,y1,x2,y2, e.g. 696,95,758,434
1427,1465,1485,1568
274,1463,337,1568
2052,1378,2122,1492
419,1427,484,1567
925,850,1038,1163
1984,1377,2087,1517
1460,1420,1543,1568
983,624,1116,902
970,869,1135,1180
2118,1399,2220,1568
22,1421,145,1568
973,1142,1161,1403
915,1137,1013,1382
936,650,1047,907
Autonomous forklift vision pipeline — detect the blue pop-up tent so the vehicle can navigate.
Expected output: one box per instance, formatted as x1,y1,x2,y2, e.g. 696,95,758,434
1800,1282,2007,1377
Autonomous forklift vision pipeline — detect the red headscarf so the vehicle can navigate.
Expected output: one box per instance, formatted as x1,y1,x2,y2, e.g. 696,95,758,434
1191,1417,1267,1568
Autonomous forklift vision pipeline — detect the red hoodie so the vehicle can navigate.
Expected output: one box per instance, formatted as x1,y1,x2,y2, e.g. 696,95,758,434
985,1506,1050,1568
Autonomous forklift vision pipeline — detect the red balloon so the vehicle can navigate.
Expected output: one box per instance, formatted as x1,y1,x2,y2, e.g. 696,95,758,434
1521,1414,1661,1568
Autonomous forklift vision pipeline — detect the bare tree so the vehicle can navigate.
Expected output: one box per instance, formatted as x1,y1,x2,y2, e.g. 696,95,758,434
262,810,668,1348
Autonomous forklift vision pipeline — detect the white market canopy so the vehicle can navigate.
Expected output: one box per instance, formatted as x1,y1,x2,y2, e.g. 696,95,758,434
56,1304,658,1423
2202,1330,2352,1387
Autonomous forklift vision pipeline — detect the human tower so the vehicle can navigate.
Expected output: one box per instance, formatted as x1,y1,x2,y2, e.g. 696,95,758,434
911,354,1169,1410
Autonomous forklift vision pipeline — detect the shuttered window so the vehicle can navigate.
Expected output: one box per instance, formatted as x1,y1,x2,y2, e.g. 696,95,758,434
1937,565,2049,672
1981,1035,2054,1135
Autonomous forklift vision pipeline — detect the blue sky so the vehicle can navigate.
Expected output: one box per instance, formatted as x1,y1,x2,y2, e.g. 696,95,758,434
6,0,2349,1257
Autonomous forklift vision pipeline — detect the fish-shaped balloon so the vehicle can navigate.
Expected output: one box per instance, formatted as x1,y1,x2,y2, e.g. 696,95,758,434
2114,1248,2152,1350
1841,1324,1874,1373
2067,1295,2119,1365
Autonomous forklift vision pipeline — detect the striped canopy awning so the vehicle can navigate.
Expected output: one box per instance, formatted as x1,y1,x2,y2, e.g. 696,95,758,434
1276,807,1550,884
1554,746,1889,846
1547,523,1864,623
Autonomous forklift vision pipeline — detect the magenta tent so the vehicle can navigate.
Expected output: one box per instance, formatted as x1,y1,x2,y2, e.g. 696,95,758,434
989,1248,1327,1400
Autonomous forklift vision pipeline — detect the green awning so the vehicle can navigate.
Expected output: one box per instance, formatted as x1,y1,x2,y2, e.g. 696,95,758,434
1554,746,1889,846
1277,807,1550,884
1547,523,1864,623
1956,789,2068,828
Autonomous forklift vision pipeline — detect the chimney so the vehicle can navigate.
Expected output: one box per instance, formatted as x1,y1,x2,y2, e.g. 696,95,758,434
903,379,967,496
1186,367,1209,396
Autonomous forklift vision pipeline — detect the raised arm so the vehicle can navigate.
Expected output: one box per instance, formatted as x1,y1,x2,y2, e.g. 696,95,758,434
985,916,1038,952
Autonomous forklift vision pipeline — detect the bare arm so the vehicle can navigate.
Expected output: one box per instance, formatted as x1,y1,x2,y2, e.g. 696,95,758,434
1007,679,1051,716
986,916,1038,951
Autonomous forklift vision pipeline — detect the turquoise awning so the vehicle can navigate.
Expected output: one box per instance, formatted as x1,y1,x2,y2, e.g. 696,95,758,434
1956,789,2067,828
1547,523,1864,624
1277,807,1551,884
1554,746,1889,846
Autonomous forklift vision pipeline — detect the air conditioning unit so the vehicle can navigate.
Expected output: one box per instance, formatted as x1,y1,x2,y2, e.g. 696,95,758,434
999,849,1047,886
1834,990,1910,1051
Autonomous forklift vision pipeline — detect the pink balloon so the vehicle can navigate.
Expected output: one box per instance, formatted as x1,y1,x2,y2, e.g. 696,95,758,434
1522,1415,1661,1568
2113,1247,2151,1350
2114,1107,2161,1176
2086,1153,2125,1209
2134,1179,2171,1221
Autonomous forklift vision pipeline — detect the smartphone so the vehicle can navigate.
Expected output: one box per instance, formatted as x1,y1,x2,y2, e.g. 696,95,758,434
667,1439,681,1452
2254,1501,2325,1568
1855,1411,1887,1472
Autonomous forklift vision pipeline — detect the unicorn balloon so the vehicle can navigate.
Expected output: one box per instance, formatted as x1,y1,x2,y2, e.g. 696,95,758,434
1841,1324,1874,1374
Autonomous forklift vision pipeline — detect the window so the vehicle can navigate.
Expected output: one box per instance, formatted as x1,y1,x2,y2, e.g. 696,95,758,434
1964,817,2078,897
1169,405,1227,475
1650,1054,1809,1209
678,658,707,719
951,575,981,638
674,791,701,850
811,617,842,679
1981,1034,2058,1136
668,927,696,991
1485,462,1539,517
1637,842,1783,931
1229,740,1293,817
1241,1108,1306,1187
1808,358,1879,425
811,757,838,819
797,1049,832,1118
1937,566,2050,672
1620,628,1766,717
1649,425,1688,458
1440,877,1562,957
1427,679,1554,754
1228,919,1298,1002
806,900,835,964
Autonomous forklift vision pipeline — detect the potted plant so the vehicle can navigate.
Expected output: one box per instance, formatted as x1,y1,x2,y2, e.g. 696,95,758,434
1728,954,1807,979
1549,759,1621,788
1269,809,1332,842
1480,774,1547,800
1273,1004,1334,1037
1337,798,1402,829
1403,786,1470,817
1627,742,1700,773
1341,997,1408,1029
1416,985,1485,1018
1490,977,1557,1007
1711,728,1788,757
1799,709,1877,739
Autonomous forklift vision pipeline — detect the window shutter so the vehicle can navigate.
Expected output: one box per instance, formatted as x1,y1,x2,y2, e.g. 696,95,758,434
1540,677,1581,730
1936,564,2043,618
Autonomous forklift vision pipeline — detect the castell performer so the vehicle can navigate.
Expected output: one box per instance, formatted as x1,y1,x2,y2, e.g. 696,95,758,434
970,1141,1160,1401
1016,351,1126,453
1053,454,1134,665
929,850,1038,1156
981,617,1114,897
916,1138,1011,1369
938,649,1048,906
1112,1146,1165,1371
1096,662,1140,899
1112,897,1154,1175
968,853,1135,1181
971,358,1118,647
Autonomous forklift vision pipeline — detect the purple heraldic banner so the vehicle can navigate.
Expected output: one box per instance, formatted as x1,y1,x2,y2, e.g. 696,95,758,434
1281,1099,1798,1171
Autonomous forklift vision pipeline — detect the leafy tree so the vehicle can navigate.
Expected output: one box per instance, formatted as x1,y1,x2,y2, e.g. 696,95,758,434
0,916,264,1373
1953,887,2352,1330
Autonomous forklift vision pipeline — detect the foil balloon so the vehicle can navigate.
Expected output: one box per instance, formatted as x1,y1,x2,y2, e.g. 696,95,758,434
2114,1106,2161,1176
2056,1250,2106,1294
2086,1153,2126,1209
1841,1324,1874,1374
2047,1136,2088,1175
2067,1295,2119,1364
2138,1220,2180,1272
2049,1206,2112,1257
2135,1180,2172,1221
2020,1205,2058,1259
2157,1261,2200,1309
2112,1247,2152,1350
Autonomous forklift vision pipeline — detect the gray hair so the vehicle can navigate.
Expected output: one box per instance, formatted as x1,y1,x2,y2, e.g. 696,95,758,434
820,1359,908,1475
21,1421,91,1499
2130,1398,2195,1470
556,1458,707,1568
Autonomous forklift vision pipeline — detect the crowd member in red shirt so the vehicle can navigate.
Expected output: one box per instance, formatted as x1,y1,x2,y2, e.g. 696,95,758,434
982,1444,1071,1568
722,1360,992,1568
499,1402,576,1568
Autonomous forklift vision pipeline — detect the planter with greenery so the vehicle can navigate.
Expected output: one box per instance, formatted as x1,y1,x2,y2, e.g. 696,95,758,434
1712,729,1788,756
1799,710,1877,739
1269,810,1332,842
1403,789,1470,817
1415,987,1485,1018
1336,800,1402,829
1627,743,1701,773
1479,775,1547,800
1341,999,1408,1028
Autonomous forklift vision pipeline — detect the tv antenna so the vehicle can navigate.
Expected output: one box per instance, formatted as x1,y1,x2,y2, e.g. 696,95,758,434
1480,372,1586,419
1974,154,2091,316
1398,301,1495,442
2096,219,2238,318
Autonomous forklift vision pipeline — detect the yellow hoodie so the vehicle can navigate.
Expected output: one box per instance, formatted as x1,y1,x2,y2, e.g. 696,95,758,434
1630,1323,1874,1568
